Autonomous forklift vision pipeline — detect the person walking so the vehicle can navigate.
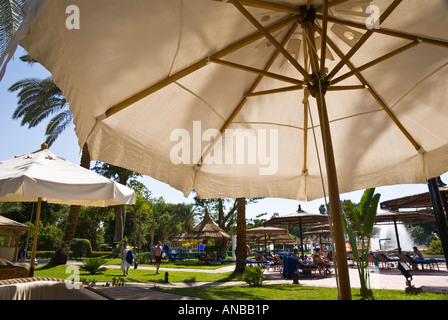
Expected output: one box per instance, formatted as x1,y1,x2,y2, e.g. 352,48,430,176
120,240,132,276
154,241,163,274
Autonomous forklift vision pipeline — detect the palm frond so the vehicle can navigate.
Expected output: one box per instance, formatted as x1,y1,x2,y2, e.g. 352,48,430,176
9,76,67,128
0,0,26,56
45,110,73,147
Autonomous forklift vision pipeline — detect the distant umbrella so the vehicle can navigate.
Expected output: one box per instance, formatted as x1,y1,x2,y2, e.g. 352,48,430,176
265,205,327,258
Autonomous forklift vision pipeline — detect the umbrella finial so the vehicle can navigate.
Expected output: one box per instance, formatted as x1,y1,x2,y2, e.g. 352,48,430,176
41,143,48,150
297,204,302,212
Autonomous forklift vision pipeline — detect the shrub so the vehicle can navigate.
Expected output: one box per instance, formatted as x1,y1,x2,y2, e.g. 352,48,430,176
81,257,107,275
134,252,151,264
71,238,93,257
243,265,264,287
427,240,443,255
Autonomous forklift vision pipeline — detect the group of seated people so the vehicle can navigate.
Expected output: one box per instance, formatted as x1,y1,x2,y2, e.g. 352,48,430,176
293,247,333,276
249,246,333,276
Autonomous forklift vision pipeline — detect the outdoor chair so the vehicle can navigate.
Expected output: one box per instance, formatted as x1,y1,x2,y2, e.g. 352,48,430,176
376,253,400,269
397,253,445,271
0,277,112,300
167,251,186,261
0,259,29,281
266,261,282,272
246,258,269,268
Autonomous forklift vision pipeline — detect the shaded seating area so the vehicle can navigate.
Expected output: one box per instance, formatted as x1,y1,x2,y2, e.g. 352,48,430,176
282,256,332,278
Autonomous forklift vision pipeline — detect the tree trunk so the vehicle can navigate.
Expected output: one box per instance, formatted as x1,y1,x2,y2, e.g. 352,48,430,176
49,143,90,265
234,197,247,274
114,205,125,242
113,173,129,243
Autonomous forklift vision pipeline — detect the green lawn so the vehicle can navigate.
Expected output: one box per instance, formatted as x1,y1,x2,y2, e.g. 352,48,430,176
72,257,234,270
151,284,448,300
34,264,243,284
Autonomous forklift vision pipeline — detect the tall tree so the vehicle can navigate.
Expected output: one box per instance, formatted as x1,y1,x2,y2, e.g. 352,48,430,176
93,162,141,243
8,75,92,265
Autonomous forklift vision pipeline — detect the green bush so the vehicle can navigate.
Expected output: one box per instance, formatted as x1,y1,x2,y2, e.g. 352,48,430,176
243,265,264,287
81,257,108,275
427,239,443,255
71,238,93,257
134,252,152,264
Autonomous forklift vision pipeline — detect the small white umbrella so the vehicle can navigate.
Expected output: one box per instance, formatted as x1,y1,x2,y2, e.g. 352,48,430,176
0,144,136,275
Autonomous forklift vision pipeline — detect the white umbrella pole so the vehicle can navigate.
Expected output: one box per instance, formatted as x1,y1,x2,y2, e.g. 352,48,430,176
29,197,42,277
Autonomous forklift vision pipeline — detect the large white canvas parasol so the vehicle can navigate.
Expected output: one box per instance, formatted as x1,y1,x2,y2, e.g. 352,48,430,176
5,0,448,299
0,144,136,275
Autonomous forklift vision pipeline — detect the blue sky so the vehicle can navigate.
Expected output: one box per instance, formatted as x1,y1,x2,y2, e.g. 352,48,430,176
1,47,446,221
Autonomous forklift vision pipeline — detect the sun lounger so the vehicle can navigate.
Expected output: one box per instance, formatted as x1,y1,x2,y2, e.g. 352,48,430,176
397,253,445,271
167,252,186,261
376,253,400,269
267,261,282,272
246,258,269,267
297,261,332,277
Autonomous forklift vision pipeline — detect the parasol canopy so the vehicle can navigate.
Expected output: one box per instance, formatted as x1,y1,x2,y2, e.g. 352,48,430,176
0,146,136,206
6,0,448,299
264,205,327,258
184,207,231,241
0,144,136,274
246,226,290,252
380,187,448,213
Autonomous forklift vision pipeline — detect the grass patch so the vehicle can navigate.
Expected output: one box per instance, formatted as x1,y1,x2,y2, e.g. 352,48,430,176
72,257,232,270
152,284,448,300
34,264,243,284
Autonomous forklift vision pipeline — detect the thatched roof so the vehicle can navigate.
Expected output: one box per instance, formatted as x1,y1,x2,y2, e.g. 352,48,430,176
184,207,230,241
380,187,448,212
264,205,328,226
0,215,30,231
375,211,435,225
246,226,289,237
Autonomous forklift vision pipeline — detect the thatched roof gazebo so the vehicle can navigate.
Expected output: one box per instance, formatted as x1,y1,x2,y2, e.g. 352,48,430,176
184,207,231,243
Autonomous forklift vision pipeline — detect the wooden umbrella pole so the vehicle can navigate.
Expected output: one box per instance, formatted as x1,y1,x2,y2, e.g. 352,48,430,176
29,197,42,277
302,8,351,300
314,89,351,300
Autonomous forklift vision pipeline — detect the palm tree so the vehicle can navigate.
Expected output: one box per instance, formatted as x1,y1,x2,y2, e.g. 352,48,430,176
0,0,26,56
8,75,91,265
